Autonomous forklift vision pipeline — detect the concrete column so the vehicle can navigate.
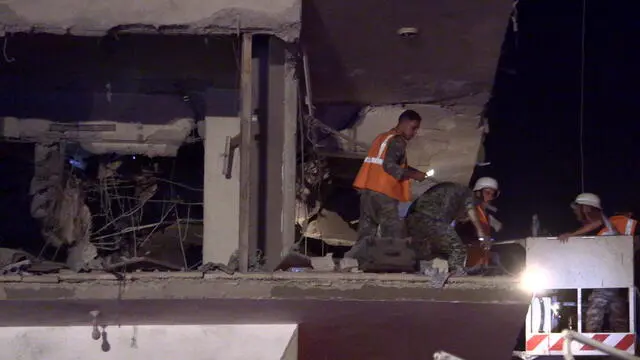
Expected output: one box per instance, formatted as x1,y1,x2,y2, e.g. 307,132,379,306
263,37,298,270
238,33,254,272
202,116,240,265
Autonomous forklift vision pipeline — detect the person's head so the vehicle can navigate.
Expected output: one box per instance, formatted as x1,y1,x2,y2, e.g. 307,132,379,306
571,193,602,223
395,110,422,140
473,177,499,204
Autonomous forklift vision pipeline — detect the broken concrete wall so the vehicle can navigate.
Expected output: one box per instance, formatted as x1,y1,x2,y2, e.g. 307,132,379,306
301,99,486,245
343,99,486,189
0,324,298,360
2,117,196,157
0,0,301,40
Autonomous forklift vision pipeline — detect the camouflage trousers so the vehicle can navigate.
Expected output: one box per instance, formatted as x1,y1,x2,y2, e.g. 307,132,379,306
356,190,405,241
585,289,628,332
405,213,467,271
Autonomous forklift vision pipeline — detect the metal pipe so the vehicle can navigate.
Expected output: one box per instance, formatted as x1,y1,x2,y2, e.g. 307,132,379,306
561,330,640,360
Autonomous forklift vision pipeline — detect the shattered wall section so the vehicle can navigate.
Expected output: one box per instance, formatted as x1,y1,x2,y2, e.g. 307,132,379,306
341,98,487,190
2,117,196,158
30,143,96,270
299,97,487,246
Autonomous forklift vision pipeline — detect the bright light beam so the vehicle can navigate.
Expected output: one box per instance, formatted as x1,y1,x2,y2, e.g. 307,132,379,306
519,266,549,293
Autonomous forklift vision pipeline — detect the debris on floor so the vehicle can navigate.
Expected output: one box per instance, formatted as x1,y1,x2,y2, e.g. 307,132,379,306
310,253,336,272
0,247,66,275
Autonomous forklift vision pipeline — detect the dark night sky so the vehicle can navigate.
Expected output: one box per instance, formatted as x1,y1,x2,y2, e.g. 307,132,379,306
482,0,640,239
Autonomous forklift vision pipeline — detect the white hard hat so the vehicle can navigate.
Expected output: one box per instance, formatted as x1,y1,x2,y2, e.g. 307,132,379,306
572,193,602,210
473,177,499,192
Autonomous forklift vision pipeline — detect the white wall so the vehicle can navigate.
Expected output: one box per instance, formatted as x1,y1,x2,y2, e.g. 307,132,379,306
202,117,241,265
0,324,297,360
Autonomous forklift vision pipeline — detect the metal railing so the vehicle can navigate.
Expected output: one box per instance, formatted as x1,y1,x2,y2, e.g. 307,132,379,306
561,330,640,360
436,330,640,360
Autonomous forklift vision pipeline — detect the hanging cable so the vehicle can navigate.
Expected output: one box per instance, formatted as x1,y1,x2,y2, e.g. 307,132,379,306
578,0,587,193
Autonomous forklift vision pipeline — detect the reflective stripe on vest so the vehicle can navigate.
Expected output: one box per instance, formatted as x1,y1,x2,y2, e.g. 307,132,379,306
476,205,492,236
362,134,395,165
598,216,638,236
625,218,637,235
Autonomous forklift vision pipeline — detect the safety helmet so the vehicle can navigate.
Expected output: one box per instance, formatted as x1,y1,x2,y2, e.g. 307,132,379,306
572,193,602,210
473,177,499,192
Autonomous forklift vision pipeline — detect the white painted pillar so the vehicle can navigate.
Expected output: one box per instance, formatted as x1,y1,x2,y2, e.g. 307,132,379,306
264,37,298,270
202,116,240,265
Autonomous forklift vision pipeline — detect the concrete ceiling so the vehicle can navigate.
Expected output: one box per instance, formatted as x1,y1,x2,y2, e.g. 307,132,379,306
0,0,301,40
0,0,511,106
302,0,512,104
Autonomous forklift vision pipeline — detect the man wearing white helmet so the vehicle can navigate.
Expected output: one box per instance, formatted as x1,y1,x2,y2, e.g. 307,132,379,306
472,177,499,234
464,177,500,269
560,193,628,332
558,193,610,241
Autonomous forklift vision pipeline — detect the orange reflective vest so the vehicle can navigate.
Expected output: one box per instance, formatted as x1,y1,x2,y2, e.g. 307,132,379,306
352,130,411,202
598,215,638,236
476,205,492,237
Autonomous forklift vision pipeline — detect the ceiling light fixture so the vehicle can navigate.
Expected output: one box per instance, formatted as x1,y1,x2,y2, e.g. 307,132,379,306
397,27,419,38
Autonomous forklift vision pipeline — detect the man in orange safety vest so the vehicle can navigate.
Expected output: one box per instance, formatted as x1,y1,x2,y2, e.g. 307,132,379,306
345,110,429,259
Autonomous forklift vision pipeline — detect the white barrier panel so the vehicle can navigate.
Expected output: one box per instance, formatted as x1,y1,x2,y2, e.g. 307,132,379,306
525,236,634,289
0,324,298,360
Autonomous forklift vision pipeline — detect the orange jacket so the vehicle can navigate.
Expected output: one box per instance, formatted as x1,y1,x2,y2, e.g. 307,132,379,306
476,205,492,237
598,215,638,236
353,130,411,202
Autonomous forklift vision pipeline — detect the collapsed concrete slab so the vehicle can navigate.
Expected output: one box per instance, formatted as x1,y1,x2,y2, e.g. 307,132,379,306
303,99,487,244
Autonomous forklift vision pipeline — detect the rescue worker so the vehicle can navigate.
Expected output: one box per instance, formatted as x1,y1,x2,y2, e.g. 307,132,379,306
558,193,618,240
603,211,638,236
559,193,629,332
463,177,500,271
472,177,499,237
405,181,489,275
345,110,428,259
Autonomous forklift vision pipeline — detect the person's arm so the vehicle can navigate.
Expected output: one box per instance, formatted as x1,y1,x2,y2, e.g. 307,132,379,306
558,218,604,242
464,197,488,239
383,137,425,181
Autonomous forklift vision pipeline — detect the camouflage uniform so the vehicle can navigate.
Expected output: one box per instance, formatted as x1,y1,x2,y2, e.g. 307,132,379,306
405,182,477,271
348,137,408,257
585,289,628,332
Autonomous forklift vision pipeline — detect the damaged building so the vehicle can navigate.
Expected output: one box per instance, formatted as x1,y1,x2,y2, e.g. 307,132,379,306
0,1,531,359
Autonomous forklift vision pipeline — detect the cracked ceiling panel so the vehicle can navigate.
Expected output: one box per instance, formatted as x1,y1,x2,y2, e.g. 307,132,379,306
0,0,301,40
302,0,512,104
